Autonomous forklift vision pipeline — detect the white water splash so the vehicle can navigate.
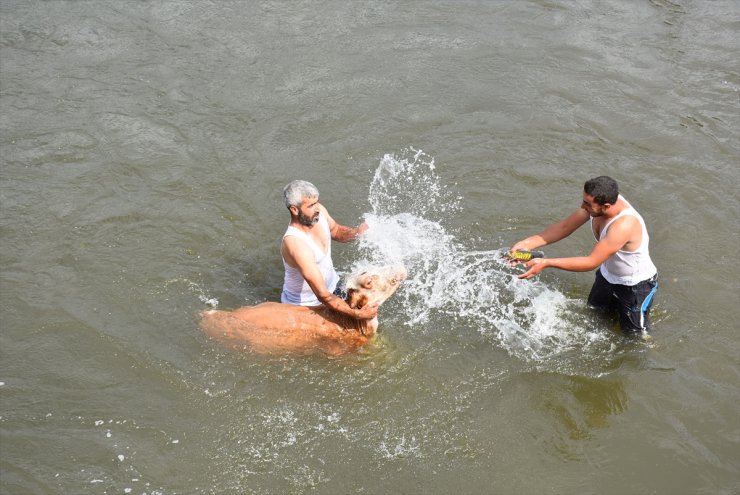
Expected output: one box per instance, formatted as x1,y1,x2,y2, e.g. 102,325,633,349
356,148,609,363
164,278,219,308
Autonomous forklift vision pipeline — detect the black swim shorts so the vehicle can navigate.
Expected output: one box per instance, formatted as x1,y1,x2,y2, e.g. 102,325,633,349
587,270,659,335
332,285,347,300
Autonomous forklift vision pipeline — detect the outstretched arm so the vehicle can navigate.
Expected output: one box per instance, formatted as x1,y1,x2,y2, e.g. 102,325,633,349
511,207,590,252
322,205,368,243
518,215,637,280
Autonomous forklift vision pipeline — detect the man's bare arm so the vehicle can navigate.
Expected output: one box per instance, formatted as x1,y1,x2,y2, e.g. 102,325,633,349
518,216,636,279
283,236,377,319
511,208,590,252
322,205,368,243
331,223,368,242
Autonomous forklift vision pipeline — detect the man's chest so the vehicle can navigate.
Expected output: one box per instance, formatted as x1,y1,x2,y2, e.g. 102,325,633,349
307,230,329,253
591,218,606,239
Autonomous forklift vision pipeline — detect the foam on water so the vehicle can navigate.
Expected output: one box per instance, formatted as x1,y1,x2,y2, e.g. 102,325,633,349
355,148,611,364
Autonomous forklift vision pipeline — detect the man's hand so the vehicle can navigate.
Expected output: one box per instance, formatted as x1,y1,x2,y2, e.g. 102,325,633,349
329,216,369,242
510,240,529,253
354,302,379,320
518,258,548,280
509,240,540,266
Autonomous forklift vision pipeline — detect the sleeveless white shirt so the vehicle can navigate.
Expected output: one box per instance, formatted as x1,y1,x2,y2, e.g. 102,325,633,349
591,196,657,285
280,216,339,306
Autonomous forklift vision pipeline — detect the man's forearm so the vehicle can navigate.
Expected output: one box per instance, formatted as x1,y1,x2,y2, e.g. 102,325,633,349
516,234,548,250
544,256,601,272
318,292,359,318
517,210,589,250
332,224,364,242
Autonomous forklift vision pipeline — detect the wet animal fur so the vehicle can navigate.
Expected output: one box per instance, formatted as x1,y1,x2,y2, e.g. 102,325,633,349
199,265,406,356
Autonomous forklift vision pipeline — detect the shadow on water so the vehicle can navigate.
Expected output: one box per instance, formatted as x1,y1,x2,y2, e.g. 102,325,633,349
515,338,658,462
528,372,630,462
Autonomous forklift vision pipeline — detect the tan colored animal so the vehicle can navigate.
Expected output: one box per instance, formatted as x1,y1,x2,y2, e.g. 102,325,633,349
199,265,406,356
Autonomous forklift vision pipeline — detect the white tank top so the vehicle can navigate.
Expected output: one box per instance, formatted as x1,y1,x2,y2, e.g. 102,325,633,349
280,216,339,306
591,196,657,285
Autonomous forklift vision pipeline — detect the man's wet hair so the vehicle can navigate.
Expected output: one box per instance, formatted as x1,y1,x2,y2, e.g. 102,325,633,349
283,180,319,209
584,176,619,205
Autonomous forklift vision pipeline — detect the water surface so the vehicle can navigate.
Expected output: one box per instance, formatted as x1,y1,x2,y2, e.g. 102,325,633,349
1,1,738,494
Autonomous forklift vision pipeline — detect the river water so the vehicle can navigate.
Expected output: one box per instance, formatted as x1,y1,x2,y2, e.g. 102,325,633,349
1,1,738,494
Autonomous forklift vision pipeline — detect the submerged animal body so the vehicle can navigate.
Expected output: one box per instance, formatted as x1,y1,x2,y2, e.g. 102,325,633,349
199,265,406,355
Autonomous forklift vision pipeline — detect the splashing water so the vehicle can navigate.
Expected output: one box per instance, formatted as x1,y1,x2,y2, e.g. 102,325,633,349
367,147,460,219
355,148,611,364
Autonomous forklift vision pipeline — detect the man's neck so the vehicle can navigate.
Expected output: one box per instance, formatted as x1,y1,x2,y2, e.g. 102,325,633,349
603,196,628,220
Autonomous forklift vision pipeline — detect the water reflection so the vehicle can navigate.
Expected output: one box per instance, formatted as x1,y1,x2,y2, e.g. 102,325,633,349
531,372,629,463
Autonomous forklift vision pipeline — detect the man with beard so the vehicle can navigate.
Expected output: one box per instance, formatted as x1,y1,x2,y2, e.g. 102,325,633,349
280,180,378,320
510,176,658,335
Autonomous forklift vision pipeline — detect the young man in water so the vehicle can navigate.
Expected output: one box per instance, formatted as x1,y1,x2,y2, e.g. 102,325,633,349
511,176,658,335
280,180,378,320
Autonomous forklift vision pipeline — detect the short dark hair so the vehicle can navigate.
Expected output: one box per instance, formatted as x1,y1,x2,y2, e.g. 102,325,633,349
584,176,619,205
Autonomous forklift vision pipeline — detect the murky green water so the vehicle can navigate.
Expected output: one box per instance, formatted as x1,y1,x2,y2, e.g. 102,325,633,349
1,1,738,494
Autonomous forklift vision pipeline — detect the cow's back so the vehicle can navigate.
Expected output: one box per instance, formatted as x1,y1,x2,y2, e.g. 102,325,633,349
198,303,367,355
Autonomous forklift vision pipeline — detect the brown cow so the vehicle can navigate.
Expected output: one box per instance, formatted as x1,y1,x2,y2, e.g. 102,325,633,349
199,265,406,356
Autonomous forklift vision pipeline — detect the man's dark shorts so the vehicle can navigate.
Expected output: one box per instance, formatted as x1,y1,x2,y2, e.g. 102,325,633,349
587,270,658,335
333,286,347,300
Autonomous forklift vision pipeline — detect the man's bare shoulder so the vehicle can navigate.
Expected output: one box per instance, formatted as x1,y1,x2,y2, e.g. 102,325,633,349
613,211,639,227
282,232,308,250
605,214,640,241
319,204,336,227
282,234,314,268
